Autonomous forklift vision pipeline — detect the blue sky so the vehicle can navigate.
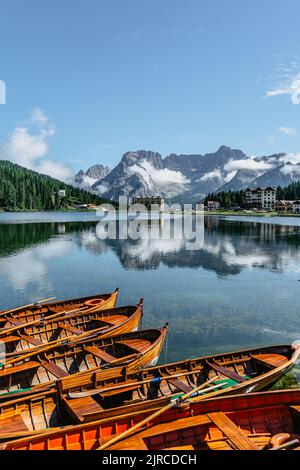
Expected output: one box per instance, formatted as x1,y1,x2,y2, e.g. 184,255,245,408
0,0,300,177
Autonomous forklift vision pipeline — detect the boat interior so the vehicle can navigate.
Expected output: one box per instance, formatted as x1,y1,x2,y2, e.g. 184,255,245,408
0,305,140,354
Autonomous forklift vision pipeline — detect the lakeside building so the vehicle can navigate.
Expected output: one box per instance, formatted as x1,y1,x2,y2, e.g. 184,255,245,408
206,200,220,211
131,196,165,211
275,200,300,213
245,187,277,210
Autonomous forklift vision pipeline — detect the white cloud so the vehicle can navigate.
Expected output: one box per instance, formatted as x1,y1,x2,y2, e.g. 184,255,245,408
128,160,189,196
224,170,238,183
31,107,48,125
0,109,73,181
279,153,300,165
224,159,273,172
266,73,300,104
279,126,297,136
280,162,300,176
200,169,222,182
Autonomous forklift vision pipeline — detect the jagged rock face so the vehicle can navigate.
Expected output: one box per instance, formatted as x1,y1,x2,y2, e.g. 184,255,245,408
85,164,110,180
73,147,300,201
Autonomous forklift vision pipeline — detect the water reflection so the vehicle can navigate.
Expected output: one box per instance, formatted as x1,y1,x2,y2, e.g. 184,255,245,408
1,217,300,277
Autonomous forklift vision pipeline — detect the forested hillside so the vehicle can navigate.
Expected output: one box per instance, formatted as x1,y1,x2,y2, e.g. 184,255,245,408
0,160,109,210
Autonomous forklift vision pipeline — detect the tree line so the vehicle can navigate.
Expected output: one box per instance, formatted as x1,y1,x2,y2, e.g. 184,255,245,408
0,160,108,211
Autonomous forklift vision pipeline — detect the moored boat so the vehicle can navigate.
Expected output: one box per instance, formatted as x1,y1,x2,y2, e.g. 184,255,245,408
2,388,300,450
0,343,297,442
0,288,119,325
0,301,143,355
0,326,168,397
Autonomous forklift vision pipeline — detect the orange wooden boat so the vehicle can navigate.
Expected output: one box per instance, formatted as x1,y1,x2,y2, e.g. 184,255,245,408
0,343,297,443
0,288,119,325
3,388,300,450
0,326,168,397
0,301,143,355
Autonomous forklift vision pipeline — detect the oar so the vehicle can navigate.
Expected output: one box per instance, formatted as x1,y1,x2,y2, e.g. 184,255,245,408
68,369,205,399
97,376,221,450
0,298,56,317
269,439,299,451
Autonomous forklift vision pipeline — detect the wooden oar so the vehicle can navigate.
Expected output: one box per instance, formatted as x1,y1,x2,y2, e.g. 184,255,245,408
97,377,221,450
68,369,205,399
269,439,299,451
0,298,56,317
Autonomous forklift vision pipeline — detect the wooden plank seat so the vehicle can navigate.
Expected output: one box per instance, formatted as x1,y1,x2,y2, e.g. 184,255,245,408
63,396,103,423
17,334,43,347
84,346,116,363
250,353,287,370
0,361,41,378
163,376,192,394
5,318,26,327
206,360,247,383
59,324,84,335
106,414,212,450
207,412,259,450
40,360,69,379
0,335,22,344
0,413,29,434
99,315,128,326
116,339,151,354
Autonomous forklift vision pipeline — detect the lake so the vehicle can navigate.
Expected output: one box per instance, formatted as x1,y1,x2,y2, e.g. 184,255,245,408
0,211,300,387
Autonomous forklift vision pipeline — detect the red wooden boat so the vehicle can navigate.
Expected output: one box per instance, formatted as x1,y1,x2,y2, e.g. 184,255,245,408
2,388,300,450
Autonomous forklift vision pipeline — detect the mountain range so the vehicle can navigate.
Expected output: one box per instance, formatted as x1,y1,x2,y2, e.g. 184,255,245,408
73,146,300,202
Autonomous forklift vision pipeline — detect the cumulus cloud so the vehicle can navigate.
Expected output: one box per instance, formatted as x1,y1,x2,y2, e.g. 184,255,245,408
0,109,73,181
266,73,300,104
200,169,222,182
279,126,297,136
128,160,189,196
224,159,273,172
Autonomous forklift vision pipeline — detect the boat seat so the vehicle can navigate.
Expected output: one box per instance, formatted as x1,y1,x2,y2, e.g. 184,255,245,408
6,318,26,327
165,377,192,393
116,339,151,354
207,412,259,450
18,334,43,347
59,324,84,335
0,413,29,434
40,361,69,379
105,414,212,450
0,361,41,378
163,445,196,450
0,335,21,344
99,315,128,326
206,360,247,383
250,354,287,370
84,346,116,363
63,396,103,423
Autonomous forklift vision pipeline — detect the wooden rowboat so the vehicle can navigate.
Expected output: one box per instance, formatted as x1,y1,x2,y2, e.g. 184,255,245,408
0,343,297,442
0,326,168,397
3,387,300,450
0,288,119,325
0,301,143,355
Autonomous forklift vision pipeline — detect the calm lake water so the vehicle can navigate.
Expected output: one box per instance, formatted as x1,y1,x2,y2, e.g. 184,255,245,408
0,211,300,387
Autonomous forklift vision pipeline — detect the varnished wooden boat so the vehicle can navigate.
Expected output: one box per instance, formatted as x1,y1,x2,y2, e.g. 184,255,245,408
0,288,119,325
3,387,300,450
0,326,168,397
0,343,297,442
0,301,143,355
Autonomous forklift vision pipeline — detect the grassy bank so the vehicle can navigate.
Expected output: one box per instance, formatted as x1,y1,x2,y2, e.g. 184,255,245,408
206,210,300,217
